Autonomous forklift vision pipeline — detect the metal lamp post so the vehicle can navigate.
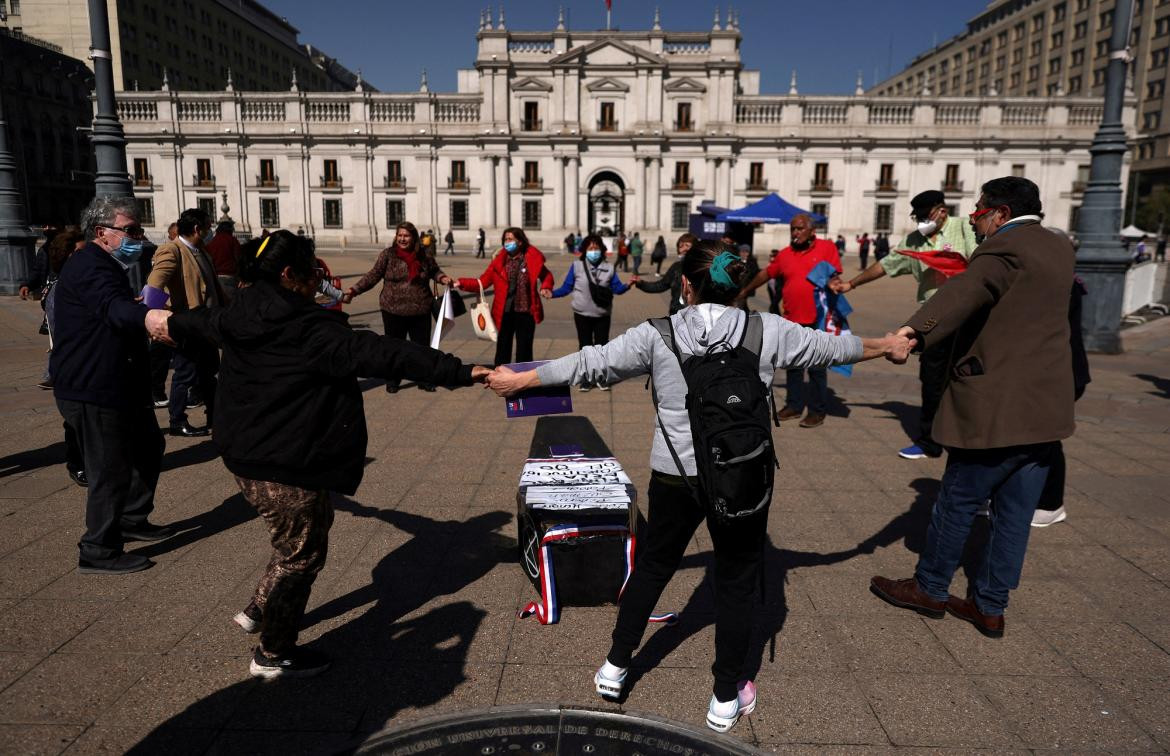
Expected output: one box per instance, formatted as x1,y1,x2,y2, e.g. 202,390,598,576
88,0,133,200
1074,0,1135,353
0,48,39,295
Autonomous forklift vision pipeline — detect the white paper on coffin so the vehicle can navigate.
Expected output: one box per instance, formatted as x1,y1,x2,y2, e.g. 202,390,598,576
523,485,631,510
520,458,633,486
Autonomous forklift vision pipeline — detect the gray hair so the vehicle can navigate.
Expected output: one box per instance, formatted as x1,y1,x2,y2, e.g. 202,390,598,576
80,196,139,241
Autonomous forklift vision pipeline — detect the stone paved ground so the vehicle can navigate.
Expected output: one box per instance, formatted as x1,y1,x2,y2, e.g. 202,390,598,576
0,246,1168,754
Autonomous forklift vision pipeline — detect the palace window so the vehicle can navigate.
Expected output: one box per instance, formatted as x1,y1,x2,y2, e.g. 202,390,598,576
259,159,276,186
324,199,342,228
133,158,150,186
877,163,894,191
523,161,540,189
196,158,213,186
450,160,467,189
874,204,892,233
197,197,215,218
810,203,828,230
387,160,403,189
599,101,616,131
671,201,690,231
673,161,691,189
323,159,340,188
813,162,830,190
450,199,468,230
522,199,541,229
523,101,541,131
1011,164,1026,177
260,198,280,227
386,199,405,227
748,162,765,190
137,198,155,226
944,164,961,192
676,102,693,131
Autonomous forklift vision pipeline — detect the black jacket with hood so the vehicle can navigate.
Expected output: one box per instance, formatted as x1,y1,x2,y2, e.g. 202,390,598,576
168,280,474,494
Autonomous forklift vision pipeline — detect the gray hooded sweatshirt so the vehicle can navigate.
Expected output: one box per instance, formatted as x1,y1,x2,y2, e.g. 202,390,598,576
536,304,864,476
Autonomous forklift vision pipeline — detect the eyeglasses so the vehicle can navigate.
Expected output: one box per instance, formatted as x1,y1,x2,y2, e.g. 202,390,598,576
311,264,327,280
101,223,145,238
968,207,996,222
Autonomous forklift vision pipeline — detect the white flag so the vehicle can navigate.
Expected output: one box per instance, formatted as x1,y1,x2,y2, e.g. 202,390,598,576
429,286,456,349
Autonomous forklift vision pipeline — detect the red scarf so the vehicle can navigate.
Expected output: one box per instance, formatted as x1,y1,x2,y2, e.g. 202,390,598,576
393,245,422,281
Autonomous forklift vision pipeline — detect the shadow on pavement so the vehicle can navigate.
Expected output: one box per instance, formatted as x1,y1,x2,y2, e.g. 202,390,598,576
616,477,940,700
851,400,920,443
0,440,65,478
1134,373,1170,399
127,502,514,753
160,439,221,472
133,493,257,559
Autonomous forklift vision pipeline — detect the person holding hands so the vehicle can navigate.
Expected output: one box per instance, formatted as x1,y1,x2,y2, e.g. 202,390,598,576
345,221,453,392
455,227,554,366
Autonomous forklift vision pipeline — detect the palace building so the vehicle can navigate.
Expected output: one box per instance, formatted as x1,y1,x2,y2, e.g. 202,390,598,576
114,8,1134,249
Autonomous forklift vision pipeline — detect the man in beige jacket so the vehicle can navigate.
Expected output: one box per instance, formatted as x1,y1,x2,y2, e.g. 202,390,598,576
870,177,1076,639
146,208,225,437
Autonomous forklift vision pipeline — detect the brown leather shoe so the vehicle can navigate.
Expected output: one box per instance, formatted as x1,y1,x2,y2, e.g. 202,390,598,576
799,412,826,428
777,407,802,422
946,596,1005,638
869,576,945,619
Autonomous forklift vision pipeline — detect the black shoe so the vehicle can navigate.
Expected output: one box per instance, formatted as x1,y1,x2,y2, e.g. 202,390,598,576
152,395,168,408
186,392,203,408
37,379,53,390
69,469,88,487
249,646,330,679
385,384,400,394
121,522,177,542
419,384,436,392
169,421,210,437
79,553,154,575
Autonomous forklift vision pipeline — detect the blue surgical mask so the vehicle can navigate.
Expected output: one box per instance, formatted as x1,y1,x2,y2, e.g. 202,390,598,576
111,237,145,265
503,241,519,253
586,250,602,264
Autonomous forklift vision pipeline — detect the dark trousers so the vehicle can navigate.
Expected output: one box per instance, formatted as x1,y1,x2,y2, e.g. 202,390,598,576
381,311,433,389
573,312,611,388
632,256,642,275
616,255,629,271
494,312,536,367
915,443,1055,615
859,249,869,269
784,365,828,415
916,334,954,456
149,341,172,400
64,419,84,475
476,244,486,258
653,258,665,274
235,476,333,657
1036,441,1066,512
57,399,164,561
169,343,218,426
444,242,454,255
609,473,766,703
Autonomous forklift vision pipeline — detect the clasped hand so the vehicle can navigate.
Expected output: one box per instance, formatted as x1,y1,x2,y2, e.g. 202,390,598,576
144,309,175,346
884,327,916,364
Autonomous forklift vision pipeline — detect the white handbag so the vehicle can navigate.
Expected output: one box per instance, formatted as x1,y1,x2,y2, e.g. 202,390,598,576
470,281,498,342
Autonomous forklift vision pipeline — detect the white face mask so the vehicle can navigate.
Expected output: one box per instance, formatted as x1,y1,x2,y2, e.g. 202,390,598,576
917,220,938,236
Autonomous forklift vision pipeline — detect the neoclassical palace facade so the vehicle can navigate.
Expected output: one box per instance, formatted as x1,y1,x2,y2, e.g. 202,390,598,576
116,10,1133,249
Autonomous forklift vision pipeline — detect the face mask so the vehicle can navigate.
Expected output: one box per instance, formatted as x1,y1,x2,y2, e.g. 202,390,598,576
917,220,939,236
974,231,987,244
504,241,519,253
111,236,145,265
586,250,602,263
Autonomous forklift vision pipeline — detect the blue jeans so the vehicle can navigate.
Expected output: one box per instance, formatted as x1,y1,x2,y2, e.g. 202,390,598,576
785,366,827,414
915,443,1056,615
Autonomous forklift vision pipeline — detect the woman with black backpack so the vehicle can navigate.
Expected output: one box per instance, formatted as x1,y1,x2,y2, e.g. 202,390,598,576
549,234,631,392
487,240,913,732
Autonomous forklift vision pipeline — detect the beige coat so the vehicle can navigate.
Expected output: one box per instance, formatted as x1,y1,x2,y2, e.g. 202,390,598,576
146,239,226,312
904,221,1076,450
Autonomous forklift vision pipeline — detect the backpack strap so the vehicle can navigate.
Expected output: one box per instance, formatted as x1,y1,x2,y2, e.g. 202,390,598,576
740,312,764,358
646,317,700,496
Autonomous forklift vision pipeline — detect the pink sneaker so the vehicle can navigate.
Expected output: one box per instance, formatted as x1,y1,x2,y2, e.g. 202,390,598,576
706,680,757,732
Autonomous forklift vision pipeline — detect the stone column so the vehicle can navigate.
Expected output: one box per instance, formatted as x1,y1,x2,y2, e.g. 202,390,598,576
496,155,510,227
633,157,646,231
566,156,579,232
555,156,565,230
646,158,660,232
484,155,497,229
0,87,37,294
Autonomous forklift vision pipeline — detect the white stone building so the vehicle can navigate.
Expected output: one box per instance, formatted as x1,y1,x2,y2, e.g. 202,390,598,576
115,9,1134,251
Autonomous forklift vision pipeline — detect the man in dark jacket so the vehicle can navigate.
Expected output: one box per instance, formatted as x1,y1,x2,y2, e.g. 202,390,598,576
632,233,696,315
870,177,1075,638
52,197,176,575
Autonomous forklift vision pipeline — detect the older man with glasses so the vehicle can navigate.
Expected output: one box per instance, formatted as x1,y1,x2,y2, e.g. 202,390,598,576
52,197,176,575
831,190,978,458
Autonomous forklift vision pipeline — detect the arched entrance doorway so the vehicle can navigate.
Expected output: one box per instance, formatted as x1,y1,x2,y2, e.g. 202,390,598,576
587,171,625,236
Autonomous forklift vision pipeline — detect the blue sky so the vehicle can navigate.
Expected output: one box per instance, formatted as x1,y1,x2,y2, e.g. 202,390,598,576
264,0,990,94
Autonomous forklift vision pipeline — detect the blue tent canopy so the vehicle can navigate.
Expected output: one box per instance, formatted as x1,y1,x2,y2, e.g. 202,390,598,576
716,193,826,224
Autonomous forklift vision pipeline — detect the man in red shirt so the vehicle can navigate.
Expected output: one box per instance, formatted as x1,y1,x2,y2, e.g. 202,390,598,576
739,213,842,428
204,221,242,294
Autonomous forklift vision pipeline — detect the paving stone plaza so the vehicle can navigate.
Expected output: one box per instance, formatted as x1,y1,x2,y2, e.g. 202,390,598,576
0,248,1168,753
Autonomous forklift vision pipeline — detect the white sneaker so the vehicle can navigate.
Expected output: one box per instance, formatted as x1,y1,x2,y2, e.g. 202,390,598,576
1032,505,1067,528
598,383,611,391
578,384,592,392
594,660,626,700
706,681,756,733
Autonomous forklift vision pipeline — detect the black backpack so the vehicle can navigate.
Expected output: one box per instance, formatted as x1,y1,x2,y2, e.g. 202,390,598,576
650,312,777,522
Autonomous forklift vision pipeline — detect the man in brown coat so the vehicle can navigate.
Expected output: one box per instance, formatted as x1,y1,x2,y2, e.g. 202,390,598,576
146,208,225,437
870,177,1076,638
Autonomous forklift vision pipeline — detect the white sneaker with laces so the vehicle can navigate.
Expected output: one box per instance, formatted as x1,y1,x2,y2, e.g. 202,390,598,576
706,680,756,733
593,660,626,700
1031,505,1067,527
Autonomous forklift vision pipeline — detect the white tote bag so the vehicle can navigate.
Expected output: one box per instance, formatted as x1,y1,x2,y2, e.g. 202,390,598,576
470,281,498,342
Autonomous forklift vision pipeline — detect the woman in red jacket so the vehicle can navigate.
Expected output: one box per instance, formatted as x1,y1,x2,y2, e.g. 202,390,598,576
456,227,554,366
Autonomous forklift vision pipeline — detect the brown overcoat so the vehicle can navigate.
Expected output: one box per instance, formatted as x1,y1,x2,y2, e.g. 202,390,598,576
904,220,1076,450
146,239,226,312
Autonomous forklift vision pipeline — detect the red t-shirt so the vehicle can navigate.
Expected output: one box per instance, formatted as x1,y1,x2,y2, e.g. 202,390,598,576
764,237,842,325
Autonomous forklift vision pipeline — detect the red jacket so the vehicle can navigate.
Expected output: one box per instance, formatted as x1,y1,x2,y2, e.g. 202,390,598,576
458,246,554,327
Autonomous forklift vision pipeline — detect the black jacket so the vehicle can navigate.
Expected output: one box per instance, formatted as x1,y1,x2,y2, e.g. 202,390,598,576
635,259,685,314
50,243,151,408
169,281,475,494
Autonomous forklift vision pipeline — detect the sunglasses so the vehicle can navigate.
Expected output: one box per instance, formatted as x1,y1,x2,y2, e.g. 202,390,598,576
101,223,146,238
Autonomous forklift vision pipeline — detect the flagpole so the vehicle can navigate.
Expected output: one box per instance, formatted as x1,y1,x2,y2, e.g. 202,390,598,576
606,8,611,29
